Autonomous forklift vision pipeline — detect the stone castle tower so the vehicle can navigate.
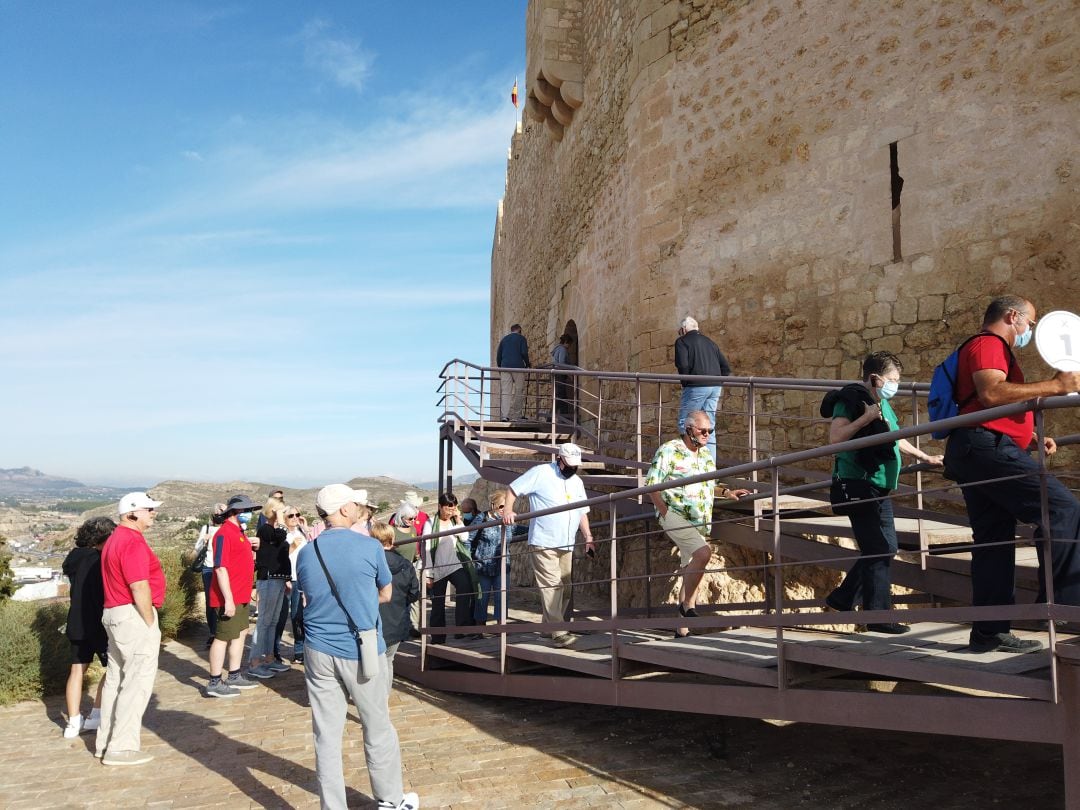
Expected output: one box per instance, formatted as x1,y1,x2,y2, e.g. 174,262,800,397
491,0,1078,385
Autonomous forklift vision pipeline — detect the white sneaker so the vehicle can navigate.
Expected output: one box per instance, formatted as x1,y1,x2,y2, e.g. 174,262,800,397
377,792,420,810
63,716,83,738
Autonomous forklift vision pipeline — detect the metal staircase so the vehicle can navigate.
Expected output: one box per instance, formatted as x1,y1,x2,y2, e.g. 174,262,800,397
401,359,1080,802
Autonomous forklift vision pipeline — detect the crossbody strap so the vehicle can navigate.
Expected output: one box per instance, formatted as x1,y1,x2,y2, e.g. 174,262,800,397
312,539,361,638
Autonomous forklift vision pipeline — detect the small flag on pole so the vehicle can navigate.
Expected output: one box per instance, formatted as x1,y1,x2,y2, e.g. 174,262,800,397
511,79,519,108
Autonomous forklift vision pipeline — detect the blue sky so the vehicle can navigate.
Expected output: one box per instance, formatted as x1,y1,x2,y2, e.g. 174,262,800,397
0,1,525,487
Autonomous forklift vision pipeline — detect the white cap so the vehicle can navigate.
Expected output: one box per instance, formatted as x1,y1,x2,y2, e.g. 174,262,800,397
557,443,583,465
118,492,163,516
404,490,424,508
316,484,365,515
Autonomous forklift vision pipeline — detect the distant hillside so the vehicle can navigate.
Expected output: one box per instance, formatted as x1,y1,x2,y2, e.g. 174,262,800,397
80,476,438,526
0,467,132,506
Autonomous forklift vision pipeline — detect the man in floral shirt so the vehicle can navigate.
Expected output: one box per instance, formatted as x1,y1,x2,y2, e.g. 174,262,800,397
646,410,748,637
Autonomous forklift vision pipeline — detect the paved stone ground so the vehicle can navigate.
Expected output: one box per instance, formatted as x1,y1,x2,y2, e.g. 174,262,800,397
0,633,1066,809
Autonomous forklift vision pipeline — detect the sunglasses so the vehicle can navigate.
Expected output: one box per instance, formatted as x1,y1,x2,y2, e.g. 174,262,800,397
692,426,713,435
286,513,300,518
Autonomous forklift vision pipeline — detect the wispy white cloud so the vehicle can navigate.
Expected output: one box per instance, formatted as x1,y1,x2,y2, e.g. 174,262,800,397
300,19,374,94
181,150,204,162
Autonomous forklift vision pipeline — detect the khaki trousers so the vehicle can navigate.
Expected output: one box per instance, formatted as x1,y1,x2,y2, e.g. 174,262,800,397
95,604,161,756
500,370,525,420
530,546,573,638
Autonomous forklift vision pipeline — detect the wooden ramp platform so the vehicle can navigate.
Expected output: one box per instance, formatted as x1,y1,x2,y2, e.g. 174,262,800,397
399,623,1063,701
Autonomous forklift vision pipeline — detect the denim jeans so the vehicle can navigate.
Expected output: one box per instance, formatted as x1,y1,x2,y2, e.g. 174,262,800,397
251,578,286,660
829,484,897,612
474,570,503,625
200,567,218,638
289,585,304,656
678,385,722,460
945,427,1080,634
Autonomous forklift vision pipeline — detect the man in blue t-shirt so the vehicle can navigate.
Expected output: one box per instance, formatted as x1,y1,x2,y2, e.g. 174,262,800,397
296,484,418,810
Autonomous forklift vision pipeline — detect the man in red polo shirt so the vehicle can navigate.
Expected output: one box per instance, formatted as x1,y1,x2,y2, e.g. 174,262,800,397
95,492,166,766
944,295,1080,654
205,494,261,698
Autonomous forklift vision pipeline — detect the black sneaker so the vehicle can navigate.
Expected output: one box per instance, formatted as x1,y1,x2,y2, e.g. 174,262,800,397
969,629,1044,654
866,623,910,635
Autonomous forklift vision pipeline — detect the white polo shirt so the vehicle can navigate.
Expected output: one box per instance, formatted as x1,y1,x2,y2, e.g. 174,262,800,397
510,462,590,550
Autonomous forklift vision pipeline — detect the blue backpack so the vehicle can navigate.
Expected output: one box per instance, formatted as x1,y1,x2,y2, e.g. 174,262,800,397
926,333,1012,439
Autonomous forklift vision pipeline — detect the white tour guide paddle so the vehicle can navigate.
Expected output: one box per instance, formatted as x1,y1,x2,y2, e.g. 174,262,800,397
1035,310,1080,395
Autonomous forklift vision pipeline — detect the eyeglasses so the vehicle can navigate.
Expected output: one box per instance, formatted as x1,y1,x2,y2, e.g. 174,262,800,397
286,513,300,518
1010,309,1036,328
692,426,713,435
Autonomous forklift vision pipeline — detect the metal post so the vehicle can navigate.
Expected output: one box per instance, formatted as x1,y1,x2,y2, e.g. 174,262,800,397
911,386,928,570
772,473,786,688
635,380,644,493
1036,408,1059,699
499,523,508,675
609,500,619,679
597,379,604,459
446,433,454,496
550,369,557,446
1057,649,1080,805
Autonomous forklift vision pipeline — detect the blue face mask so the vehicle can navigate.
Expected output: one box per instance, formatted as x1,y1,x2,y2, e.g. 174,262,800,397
1015,325,1033,349
879,380,899,400
462,511,475,522
238,513,251,526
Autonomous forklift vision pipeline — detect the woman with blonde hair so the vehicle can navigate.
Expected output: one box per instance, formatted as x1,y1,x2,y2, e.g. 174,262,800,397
247,500,291,679
276,505,310,664
471,490,527,627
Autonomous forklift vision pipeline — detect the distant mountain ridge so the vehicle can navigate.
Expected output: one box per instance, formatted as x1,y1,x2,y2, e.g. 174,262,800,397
0,467,134,504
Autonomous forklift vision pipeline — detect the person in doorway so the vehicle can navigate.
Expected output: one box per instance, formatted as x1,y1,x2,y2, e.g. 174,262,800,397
551,333,575,418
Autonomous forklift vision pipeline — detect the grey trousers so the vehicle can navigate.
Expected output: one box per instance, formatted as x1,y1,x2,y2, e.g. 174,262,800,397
305,646,404,810
95,604,160,756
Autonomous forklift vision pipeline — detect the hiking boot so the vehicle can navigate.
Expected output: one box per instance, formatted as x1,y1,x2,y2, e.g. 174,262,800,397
225,672,259,690
969,629,1044,654
102,749,154,766
246,664,276,679
377,791,420,810
266,660,292,673
63,716,83,738
206,680,241,698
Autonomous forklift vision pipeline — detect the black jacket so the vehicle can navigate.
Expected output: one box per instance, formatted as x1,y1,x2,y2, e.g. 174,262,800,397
255,523,290,578
674,330,731,386
379,549,420,645
63,546,105,643
820,383,895,473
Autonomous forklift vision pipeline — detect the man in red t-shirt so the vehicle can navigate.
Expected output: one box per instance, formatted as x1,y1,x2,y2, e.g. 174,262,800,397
95,492,166,766
944,295,1080,654
205,494,261,698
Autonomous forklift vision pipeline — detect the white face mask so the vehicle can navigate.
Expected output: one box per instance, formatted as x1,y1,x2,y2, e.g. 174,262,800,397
879,380,899,400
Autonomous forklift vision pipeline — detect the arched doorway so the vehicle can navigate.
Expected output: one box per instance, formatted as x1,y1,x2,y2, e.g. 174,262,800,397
563,319,579,365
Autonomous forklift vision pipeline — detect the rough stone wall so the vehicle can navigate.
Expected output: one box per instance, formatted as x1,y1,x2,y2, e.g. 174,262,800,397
494,0,1079,384
491,0,1080,610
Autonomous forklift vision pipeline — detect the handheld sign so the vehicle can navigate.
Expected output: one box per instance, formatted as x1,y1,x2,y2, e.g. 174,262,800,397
1036,311,1080,397
1035,310,1080,372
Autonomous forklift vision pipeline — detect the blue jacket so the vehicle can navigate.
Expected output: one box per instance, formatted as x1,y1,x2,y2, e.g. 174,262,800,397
497,332,530,368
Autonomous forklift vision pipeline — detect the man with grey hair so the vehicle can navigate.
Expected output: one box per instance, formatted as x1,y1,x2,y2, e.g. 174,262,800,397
496,323,530,421
646,411,749,637
943,294,1080,654
503,443,594,648
675,316,731,462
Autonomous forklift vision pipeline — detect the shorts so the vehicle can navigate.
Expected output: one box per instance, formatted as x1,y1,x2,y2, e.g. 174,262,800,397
213,603,251,642
659,510,709,566
71,636,108,667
